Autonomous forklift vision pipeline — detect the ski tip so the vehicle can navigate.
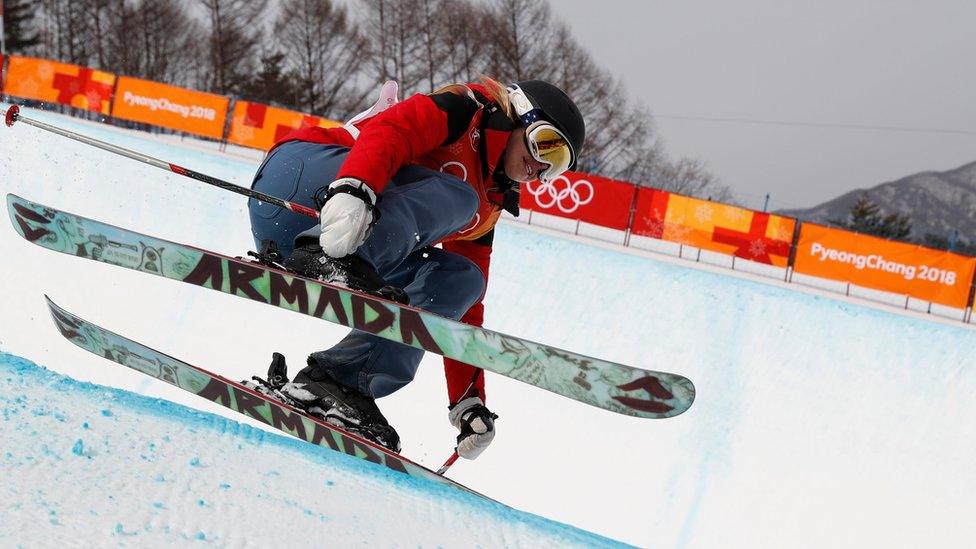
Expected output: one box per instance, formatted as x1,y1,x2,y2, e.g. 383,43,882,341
6,193,28,213
42,294,81,345
43,294,68,321
7,194,58,244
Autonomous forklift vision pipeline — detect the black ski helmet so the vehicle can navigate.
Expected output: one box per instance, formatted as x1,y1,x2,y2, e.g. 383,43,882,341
513,80,586,169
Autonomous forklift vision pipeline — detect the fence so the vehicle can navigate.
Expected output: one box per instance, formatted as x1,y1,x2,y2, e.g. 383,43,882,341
2,54,975,324
515,172,976,323
0,55,341,147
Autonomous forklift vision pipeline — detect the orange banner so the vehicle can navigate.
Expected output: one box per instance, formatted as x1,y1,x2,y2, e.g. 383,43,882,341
632,189,797,266
794,224,976,308
227,101,340,151
3,56,116,114
111,77,229,139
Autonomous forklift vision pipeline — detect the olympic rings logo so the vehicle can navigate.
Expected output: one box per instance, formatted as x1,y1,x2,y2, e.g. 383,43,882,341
458,213,481,234
525,175,594,213
440,161,468,182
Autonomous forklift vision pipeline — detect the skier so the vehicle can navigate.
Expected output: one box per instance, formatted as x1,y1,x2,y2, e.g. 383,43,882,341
246,78,585,455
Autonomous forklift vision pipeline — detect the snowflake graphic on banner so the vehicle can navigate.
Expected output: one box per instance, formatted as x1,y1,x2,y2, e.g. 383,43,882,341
23,78,40,95
667,217,695,245
694,203,714,223
771,225,793,241
723,207,749,224
38,63,54,80
644,216,666,238
235,123,256,140
748,239,767,258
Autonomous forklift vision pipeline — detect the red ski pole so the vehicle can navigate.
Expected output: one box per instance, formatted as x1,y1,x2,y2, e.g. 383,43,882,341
2,105,319,219
436,451,460,475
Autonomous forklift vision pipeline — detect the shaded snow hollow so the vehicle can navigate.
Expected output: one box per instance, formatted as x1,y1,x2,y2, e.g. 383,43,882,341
0,353,624,547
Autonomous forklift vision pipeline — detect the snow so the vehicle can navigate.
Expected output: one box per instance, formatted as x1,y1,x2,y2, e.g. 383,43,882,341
0,353,617,547
2,104,976,547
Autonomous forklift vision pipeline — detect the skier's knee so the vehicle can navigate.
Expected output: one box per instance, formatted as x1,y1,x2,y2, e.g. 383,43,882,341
452,259,486,307
437,174,479,223
458,183,479,221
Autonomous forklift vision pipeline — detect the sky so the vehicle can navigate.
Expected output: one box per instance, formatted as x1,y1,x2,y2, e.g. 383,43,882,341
558,0,976,211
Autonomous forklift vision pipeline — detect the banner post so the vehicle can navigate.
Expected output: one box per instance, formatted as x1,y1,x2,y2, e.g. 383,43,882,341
623,183,640,247
965,270,976,323
785,219,802,282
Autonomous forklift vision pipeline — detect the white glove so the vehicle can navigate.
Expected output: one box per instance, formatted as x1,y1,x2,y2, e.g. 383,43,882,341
448,397,498,460
318,177,377,257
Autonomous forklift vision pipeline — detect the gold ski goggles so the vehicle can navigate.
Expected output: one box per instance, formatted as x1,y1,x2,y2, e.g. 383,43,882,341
525,122,574,183
509,85,576,182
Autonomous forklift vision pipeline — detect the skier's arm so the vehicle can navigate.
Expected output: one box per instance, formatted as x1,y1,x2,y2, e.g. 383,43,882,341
441,232,493,405
442,232,498,460
315,90,480,256
337,91,480,194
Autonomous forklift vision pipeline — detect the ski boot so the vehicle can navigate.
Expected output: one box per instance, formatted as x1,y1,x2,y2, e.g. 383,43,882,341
241,352,298,406
252,240,409,305
251,353,401,452
246,240,288,270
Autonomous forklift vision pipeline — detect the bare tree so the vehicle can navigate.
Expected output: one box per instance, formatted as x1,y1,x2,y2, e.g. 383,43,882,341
484,0,556,81
28,0,200,87
2,0,43,54
359,0,429,94
478,0,731,200
485,11,650,181
240,48,302,108
24,0,731,201
36,0,93,64
275,0,368,117
94,0,202,86
438,0,490,83
416,0,443,92
87,0,111,68
197,0,267,95
650,157,733,202
90,1,136,74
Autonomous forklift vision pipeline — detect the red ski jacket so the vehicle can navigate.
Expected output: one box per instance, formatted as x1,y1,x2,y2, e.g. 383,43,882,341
275,83,520,405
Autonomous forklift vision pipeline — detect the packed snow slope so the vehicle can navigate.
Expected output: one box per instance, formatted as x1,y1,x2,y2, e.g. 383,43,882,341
0,353,621,547
2,106,975,547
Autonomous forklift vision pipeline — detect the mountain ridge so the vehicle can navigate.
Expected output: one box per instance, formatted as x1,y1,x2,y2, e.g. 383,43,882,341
779,160,976,245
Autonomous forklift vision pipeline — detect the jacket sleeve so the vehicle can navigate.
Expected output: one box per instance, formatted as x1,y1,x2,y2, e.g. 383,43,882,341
440,232,493,406
337,91,480,194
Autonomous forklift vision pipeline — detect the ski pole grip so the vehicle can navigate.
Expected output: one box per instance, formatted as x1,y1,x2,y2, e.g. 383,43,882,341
4,105,19,127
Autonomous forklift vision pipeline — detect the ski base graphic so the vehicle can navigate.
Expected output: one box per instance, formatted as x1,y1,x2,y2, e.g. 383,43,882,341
9,194,695,419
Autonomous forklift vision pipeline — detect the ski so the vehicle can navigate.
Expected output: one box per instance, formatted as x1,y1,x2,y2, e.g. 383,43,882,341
9,194,695,419
43,295,485,495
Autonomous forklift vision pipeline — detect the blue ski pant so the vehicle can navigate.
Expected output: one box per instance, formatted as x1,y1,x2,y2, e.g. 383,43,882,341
248,141,485,398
